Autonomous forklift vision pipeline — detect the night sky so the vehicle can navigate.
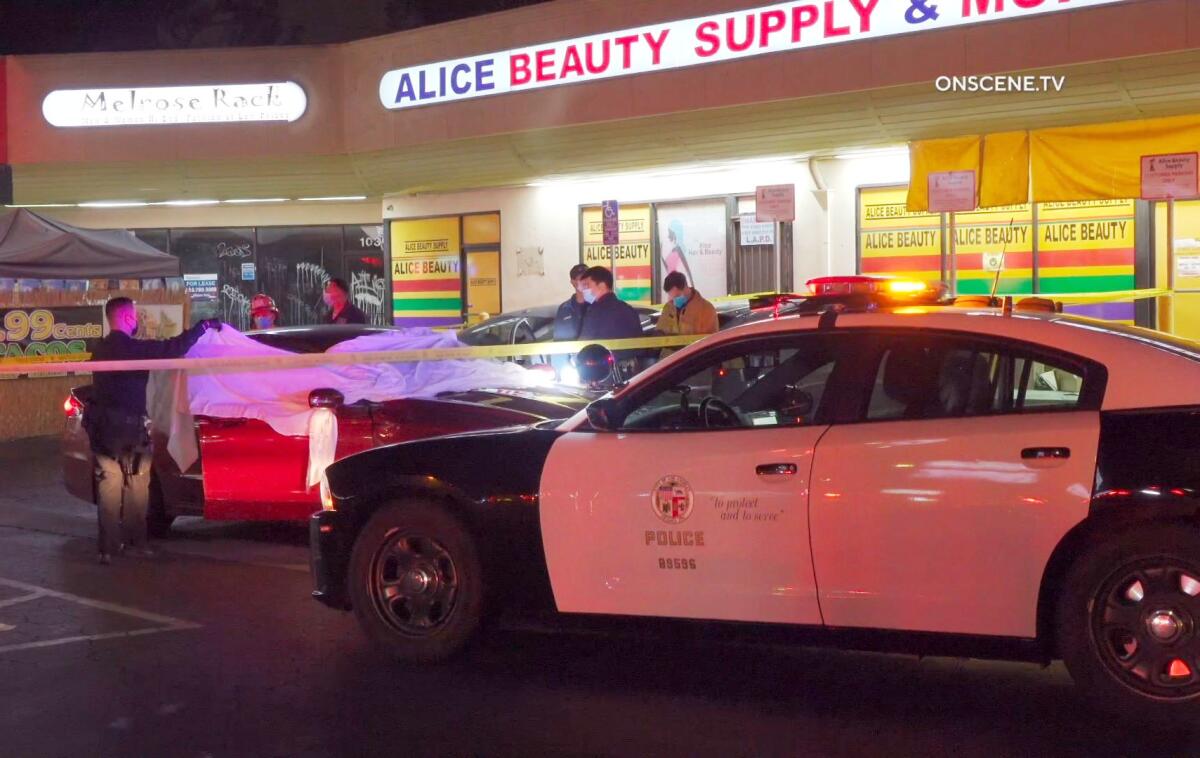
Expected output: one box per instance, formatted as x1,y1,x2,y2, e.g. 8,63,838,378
0,0,549,55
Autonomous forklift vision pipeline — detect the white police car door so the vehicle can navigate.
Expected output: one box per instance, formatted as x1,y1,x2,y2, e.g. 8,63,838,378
541,334,852,625
808,334,1101,638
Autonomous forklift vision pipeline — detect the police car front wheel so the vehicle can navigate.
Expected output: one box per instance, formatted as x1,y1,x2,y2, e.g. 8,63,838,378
1057,524,1200,717
348,501,484,663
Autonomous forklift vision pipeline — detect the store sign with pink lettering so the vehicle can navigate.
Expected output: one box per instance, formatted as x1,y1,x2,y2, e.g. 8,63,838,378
378,0,1127,110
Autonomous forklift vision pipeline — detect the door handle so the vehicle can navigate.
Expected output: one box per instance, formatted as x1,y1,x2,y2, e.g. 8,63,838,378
1021,447,1070,460
756,463,797,476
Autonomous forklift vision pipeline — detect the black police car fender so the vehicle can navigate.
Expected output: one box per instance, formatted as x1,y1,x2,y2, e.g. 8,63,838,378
314,425,563,612
1029,407,1200,645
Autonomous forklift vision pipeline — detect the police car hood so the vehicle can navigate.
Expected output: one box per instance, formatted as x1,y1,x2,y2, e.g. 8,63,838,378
325,424,562,508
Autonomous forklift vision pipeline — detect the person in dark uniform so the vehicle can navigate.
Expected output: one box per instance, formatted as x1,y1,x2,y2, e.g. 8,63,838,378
578,266,643,341
552,263,590,378
85,298,221,564
553,263,590,341
325,278,368,325
577,266,645,375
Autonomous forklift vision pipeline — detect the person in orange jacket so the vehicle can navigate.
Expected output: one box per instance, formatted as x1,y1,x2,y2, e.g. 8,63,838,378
658,271,718,337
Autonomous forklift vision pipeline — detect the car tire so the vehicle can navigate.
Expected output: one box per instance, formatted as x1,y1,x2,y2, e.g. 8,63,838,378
146,475,176,538
1057,523,1200,719
348,501,484,663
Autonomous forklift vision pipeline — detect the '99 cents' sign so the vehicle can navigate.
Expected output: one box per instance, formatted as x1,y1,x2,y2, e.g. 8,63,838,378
0,307,104,363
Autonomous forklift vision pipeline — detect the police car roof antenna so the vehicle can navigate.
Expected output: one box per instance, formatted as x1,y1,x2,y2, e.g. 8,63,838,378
818,304,843,330
989,217,1016,305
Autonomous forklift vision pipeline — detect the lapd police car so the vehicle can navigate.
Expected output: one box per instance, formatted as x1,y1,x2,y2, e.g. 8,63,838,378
311,277,1200,717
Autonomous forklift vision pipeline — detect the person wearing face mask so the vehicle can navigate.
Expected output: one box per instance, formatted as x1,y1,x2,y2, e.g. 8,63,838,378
577,266,645,374
324,278,369,325
250,293,280,330
551,264,591,380
86,298,222,564
657,271,718,347
553,263,591,341
577,266,643,341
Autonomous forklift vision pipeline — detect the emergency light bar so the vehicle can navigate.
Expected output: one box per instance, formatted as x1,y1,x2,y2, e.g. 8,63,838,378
745,277,952,321
806,276,948,301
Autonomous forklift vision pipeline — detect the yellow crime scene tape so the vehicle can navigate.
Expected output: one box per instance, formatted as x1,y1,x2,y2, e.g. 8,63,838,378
1043,287,1169,305
0,333,709,376
0,288,1173,376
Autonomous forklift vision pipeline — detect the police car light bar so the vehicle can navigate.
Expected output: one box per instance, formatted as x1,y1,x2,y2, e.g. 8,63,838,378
806,276,944,299
744,277,950,321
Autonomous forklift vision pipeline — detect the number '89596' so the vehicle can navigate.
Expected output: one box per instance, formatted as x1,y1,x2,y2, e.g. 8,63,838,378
0,309,55,343
658,558,697,570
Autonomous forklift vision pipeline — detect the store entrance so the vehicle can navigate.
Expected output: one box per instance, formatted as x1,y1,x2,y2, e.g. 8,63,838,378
1156,199,1200,341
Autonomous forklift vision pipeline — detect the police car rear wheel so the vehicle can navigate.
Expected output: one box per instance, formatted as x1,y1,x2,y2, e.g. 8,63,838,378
1058,525,1200,717
349,501,483,663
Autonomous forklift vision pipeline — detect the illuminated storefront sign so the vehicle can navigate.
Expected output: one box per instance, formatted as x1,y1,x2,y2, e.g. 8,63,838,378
42,82,307,127
379,0,1127,110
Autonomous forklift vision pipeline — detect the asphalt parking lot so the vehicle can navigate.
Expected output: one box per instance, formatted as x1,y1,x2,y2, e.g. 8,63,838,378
2,435,1200,758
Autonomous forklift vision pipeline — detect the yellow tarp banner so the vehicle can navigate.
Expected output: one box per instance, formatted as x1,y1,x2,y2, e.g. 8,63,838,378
907,113,1200,209
908,131,1031,211
1031,114,1200,202
906,135,980,212
980,131,1030,208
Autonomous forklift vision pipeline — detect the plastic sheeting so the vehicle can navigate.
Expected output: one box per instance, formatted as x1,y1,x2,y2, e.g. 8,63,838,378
147,327,544,476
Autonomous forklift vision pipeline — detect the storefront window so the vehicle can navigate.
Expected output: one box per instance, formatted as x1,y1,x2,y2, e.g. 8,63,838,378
656,200,730,300
857,186,1148,327
133,229,170,255
256,226,341,327
732,201,793,295
342,225,388,325
581,204,653,305
389,217,464,328
169,228,255,328
858,186,945,285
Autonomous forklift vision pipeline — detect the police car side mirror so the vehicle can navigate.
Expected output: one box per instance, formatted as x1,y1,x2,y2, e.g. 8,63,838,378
309,388,345,409
586,398,618,431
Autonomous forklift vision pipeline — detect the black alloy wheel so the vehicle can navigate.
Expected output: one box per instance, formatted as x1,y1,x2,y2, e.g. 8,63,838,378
348,501,484,662
369,533,459,637
1058,524,1200,718
1090,559,1200,700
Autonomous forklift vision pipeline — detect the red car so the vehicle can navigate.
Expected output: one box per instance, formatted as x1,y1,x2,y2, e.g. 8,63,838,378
62,324,590,534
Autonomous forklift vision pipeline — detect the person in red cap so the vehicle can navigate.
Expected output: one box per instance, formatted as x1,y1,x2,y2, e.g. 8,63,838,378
250,293,280,330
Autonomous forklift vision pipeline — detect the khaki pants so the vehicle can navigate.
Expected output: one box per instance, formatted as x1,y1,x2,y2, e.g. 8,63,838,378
94,450,152,556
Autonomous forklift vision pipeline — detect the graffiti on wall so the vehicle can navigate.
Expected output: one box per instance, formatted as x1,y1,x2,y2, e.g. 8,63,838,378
351,271,387,325
292,262,331,325
221,285,251,331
